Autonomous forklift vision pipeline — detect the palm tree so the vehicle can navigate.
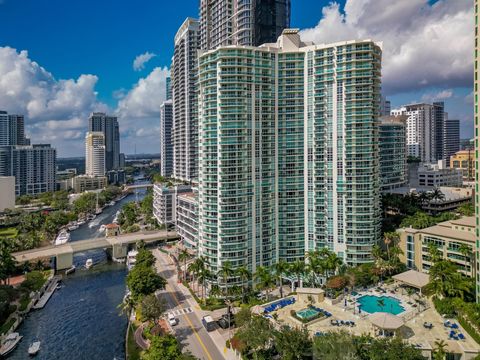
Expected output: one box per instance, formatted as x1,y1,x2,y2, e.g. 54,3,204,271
430,187,445,202
0,240,16,285
383,231,400,261
188,261,200,293
371,244,384,262
433,339,447,360
288,260,306,291
235,265,251,303
274,260,289,297
218,261,234,298
117,294,136,318
254,266,275,301
197,266,211,304
326,252,343,278
178,249,190,282
457,244,473,276
427,243,441,264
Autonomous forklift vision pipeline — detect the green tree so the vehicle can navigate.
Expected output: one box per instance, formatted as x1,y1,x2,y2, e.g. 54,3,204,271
254,266,275,301
218,261,234,298
140,294,166,324
273,260,289,298
118,294,135,318
126,264,166,302
0,240,16,285
235,265,251,303
178,249,190,282
433,339,447,360
288,260,306,290
274,325,312,360
458,244,473,277
233,315,274,358
135,248,155,268
312,331,359,360
141,334,182,360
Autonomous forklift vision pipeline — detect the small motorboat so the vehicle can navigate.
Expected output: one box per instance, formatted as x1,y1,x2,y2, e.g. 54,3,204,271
65,265,76,275
85,259,93,269
77,218,86,226
55,231,70,246
68,223,79,231
28,341,41,356
86,214,96,221
0,332,23,356
99,225,106,232
108,201,115,206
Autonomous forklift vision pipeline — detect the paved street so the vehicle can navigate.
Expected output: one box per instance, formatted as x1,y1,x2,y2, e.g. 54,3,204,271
153,249,229,360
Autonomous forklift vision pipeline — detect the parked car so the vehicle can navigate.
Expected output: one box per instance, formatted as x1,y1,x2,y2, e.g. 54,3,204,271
167,313,177,326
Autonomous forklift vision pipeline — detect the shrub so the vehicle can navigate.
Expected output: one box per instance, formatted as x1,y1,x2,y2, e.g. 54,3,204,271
326,276,348,290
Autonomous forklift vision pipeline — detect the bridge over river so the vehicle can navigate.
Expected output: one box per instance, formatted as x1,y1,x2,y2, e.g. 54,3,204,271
13,230,178,270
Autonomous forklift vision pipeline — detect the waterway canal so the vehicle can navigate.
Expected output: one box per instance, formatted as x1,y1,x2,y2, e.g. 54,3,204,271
8,184,148,359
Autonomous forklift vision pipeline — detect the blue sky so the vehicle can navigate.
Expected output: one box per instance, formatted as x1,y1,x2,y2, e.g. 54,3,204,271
0,0,474,156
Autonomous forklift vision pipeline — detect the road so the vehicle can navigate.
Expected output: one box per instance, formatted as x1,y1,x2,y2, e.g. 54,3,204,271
153,249,226,360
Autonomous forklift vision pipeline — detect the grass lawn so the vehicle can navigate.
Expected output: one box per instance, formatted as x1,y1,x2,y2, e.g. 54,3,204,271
127,322,142,360
0,227,18,238
18,295,31,312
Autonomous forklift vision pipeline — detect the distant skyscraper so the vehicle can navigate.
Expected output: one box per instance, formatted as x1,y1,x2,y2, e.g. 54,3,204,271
198,30,382,276
0,110,30,146
0,144,56,196
172,18,200,182
160,99,173,177
85,132,106,177
166,76,172,101
443,119,460,166
391,103,445,164
200,0,290,50
119,153,126,168
379,116,407,190
88,113,120,171
380,96,391,116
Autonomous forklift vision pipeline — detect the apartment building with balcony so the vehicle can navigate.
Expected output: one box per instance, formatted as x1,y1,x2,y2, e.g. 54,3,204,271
197,29,382,277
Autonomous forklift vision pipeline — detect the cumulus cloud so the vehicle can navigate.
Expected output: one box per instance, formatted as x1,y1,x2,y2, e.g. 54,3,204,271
133,52,156,71
0,46,107,155
300,0,473,95
421,89,454,103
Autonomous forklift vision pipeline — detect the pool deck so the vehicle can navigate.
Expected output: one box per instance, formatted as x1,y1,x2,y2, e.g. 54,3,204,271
272,287,480,358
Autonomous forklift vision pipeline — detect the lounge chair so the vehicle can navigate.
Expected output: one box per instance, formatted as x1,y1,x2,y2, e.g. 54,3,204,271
340,320,345,326
444,321,451,327
330,319,338,326
451,323,459,329
458,333,466,340
350,321,356,326
449,331,456,339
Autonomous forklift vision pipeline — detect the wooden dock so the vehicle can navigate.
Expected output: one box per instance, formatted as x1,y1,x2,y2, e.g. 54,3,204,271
33,276,61,309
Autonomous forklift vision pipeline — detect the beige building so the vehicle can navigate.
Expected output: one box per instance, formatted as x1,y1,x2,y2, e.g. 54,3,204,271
59,175,107,193
0,176,15,211
450,149,474,181
399,217,476,278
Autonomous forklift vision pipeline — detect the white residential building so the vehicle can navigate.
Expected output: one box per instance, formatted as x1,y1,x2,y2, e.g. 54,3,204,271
85,132,106,177
153,184,192,226
417,161,463,188
0,176,15,211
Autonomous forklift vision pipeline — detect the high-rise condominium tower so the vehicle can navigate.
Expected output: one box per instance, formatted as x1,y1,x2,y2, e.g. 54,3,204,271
197,30,382,277
199,0,290,50
0,111,30,146
172,18,200,182
391,102,445,164
0,144,56,196
379,116,407,191
85,132,106,177
443,119,460,165
475,0,479,303
160,99,173,177
88,113,120,171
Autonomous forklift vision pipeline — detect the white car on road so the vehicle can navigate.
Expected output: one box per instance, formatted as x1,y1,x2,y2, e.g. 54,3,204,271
167,313,178,326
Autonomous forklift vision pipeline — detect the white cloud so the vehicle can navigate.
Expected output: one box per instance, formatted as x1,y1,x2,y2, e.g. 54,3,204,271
421,89,453,103
133,52,156,71
0,46,107,156
300,0,473,95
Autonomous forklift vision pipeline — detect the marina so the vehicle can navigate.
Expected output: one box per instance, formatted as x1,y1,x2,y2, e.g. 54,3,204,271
32,276,62,310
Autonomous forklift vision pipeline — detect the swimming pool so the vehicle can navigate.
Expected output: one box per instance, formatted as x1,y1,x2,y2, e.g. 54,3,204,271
357,295,405,315
296,308,321,320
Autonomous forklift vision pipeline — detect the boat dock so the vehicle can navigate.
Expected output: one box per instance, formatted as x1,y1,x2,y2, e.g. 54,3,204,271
33,276,62,310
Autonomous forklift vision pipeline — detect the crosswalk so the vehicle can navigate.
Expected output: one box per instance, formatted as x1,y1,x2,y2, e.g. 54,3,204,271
169,307,193,317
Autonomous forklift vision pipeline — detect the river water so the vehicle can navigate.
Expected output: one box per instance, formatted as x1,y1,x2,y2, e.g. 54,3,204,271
9,185,148,360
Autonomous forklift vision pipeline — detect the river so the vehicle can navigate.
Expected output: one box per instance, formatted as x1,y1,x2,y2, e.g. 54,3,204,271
8,184,149,360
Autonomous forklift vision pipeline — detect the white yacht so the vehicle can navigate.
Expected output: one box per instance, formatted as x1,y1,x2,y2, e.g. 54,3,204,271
0,332,23,356
108,201,116,206
77,218,86,226
127,250,138,271
28,340,41,356
85,259,93,269
86,213,96,221
55,231,70,246
68,222,79,231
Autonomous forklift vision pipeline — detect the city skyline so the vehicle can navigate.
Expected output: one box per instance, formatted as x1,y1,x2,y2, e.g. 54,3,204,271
0,0,474,158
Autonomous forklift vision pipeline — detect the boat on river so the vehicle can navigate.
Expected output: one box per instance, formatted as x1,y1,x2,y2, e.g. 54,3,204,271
68,222,79,231
55,230,70,245
127,250,138,271
65,265,76,275
0,332,23,356
85,259,93,269
108,201,115,206
28,340,41,356
99,225,106,232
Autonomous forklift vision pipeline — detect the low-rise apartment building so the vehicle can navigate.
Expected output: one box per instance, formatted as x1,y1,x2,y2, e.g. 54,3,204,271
176,191,198,251
399,216,476,278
